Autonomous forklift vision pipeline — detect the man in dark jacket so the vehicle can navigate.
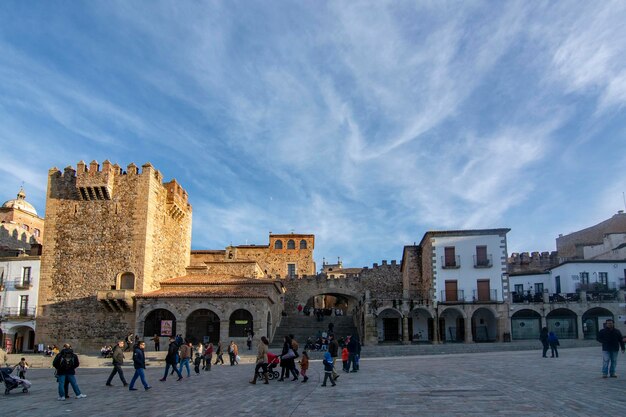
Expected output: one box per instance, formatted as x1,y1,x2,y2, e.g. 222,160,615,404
346,335,361,372
106,340,128,387
129,340,151,391
596,319,625,378
159,337,183,381
53,343,86,400
328,334,340,381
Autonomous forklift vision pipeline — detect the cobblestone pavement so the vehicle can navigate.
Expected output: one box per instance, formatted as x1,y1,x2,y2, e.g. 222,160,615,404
1,347,624,417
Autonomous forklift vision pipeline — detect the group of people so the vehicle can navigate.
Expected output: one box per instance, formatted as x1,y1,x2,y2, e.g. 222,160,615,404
540,319,625,377
248,332,361,388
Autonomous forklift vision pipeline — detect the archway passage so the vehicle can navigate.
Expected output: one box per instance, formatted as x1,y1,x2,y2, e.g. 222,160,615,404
229,309,253,337
304,293,352,316
439,308,464,342
186,309,220,344
407,308,433,342
9,325,35,353
582,307,614,340
472,308,497,342
144,309,176,338
377,308,403,342
546,308,578,339
511,309,541,340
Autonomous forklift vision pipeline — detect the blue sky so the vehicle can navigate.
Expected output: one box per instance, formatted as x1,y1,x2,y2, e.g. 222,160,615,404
1,1,626,268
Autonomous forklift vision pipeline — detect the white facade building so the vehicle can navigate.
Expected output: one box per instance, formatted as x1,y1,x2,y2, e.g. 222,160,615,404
0,253,40,353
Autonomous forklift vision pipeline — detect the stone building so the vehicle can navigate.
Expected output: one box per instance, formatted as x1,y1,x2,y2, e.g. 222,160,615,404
36,161,192,351
556,210,626,260
0,187,44,251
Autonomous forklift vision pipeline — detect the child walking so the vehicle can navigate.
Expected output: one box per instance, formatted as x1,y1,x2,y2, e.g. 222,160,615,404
15,357,29,379
299,351,309,383
341,346,349,372
321,352,336,387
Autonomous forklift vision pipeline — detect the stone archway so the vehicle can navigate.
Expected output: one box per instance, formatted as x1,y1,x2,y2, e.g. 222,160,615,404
582,307,614,340
186,309,220,344
439,307,465,342
9,325,35,353
471,307,497,342
407,308,433,342
229,309,253,338
511,309,542,340
143,308,177,339
546,308,578,339
377,308,403,342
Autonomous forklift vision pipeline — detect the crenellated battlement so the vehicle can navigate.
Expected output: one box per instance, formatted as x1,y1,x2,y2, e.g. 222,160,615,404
362,259,398,270
507,250,559,273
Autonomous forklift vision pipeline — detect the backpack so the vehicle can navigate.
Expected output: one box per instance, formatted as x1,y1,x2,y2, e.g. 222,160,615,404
58,351,75,370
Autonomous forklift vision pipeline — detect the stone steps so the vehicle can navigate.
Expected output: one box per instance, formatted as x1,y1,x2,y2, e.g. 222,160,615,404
271,315,357,348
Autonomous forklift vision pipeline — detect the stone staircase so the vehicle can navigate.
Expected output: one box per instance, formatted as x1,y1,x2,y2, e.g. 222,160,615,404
270,314,358,349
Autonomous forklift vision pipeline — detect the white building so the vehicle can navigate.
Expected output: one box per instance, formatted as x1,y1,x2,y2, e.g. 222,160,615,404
509,260,626,340
0,251,40,353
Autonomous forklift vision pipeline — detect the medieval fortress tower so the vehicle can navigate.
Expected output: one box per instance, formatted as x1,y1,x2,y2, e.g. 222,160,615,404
36,160,192,350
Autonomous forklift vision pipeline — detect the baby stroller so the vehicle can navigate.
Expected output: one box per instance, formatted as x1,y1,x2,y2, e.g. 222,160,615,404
256,353,280,381
1,367,31,395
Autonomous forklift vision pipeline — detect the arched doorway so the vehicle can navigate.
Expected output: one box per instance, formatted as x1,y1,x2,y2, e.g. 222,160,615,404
472,308,497,342
229,309,253,337
511,309,541,340
305,293,353,314
186,309,220,344
377,308,403,342
546,308,578,339
439,308,464,342
144,309,176,338
407,308,433,342
10,325,35,353
582,307,614,340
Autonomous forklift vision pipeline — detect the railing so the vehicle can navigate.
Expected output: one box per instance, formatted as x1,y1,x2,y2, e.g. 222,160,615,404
440,290,465,303
473,254,493,268
441,255,461,269
511,291,544,303
13,279,33,290
576,282,616,291
0,307,36,318
472,289,498,302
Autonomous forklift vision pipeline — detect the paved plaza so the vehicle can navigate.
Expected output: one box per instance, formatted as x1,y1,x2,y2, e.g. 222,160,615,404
1,347,624,417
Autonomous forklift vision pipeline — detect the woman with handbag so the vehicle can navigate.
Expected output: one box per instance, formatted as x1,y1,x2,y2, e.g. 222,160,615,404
278,335,295,381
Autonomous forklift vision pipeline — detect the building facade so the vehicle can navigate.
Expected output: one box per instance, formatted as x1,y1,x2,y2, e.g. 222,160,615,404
36,161,192,351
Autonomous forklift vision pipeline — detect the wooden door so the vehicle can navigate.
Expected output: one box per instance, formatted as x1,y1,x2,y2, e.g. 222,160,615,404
383,318,399,341
477,279,490,301
445,280,458,302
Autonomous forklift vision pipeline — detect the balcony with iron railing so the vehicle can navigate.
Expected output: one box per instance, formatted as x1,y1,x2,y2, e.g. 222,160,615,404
575,282,616,292
440,290,465,303
13,279,33,290
0,307,36,319
441,255,461,269
472,289,498,303
473,254,493,268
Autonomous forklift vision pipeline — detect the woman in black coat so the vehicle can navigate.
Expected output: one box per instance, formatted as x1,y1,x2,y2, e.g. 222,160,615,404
278,335,294,381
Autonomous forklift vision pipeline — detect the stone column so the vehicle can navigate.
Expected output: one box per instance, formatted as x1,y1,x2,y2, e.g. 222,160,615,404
402,316,409,344
577,315,585,340
464,315,473,343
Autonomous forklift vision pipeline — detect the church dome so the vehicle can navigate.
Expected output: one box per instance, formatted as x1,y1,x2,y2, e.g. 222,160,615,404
2,187,38,216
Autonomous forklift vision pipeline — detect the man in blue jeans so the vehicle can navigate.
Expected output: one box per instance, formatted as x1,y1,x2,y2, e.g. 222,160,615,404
596,319,625,378
53,343,87,400
129,341,151,391
159,337,183,381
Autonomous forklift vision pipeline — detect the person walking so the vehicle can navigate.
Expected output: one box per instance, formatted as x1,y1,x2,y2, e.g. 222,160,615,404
124,332,134,352
289,334,300,380
214,341,224,365
299,351,309,383
178,340,192,377
278,335,295,381
597,318,625,378
246,333,253,351
159,337,183,382
203,343,213,371
194,342,203,375
249,336,269,385
228,341,239,366
106,340,129,387
128,340,151,391
328,334,339,381
321,352,336,387
540,327,549,358
53,343,87,400
346,334,360,372
152,334,160,352
546,331,559,357
14,357,29,379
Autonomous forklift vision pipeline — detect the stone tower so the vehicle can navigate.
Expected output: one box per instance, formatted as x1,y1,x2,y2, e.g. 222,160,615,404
36,160,192,351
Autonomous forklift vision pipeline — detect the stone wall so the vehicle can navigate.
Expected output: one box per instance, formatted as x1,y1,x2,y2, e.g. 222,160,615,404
36,161,192,351
556,211,626,259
